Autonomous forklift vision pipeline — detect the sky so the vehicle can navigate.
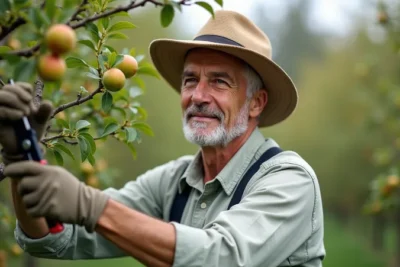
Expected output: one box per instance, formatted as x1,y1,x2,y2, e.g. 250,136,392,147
174,0,381,37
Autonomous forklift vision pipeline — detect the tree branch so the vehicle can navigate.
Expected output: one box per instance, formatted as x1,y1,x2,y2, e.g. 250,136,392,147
67,0,89,25
70,0,163,29
41,133,65,143
33,79,44,108
50,85,103,119
0,18,26,42
0,163,5,182
1,0,171,59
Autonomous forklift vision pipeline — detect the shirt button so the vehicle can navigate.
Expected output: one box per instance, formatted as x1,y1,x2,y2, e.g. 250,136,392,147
200,202,207,209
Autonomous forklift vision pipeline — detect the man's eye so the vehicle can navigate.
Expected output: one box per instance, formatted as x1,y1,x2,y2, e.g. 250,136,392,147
184,78,197,85
215,79,228,85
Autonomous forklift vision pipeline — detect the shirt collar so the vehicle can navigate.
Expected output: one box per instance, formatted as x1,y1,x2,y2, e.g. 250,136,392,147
179,127,272,195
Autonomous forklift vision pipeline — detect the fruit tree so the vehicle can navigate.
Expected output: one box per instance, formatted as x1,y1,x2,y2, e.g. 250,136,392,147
361,0,400,265
0,0,223,266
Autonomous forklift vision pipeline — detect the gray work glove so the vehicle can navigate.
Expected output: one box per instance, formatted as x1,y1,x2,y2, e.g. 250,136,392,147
0,82,52,164
4,161,110,233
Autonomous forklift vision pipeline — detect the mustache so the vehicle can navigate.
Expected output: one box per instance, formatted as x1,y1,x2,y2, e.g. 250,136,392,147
184,104,224,121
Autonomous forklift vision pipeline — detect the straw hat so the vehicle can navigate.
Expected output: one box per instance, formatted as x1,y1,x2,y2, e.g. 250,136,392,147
149,10,298,127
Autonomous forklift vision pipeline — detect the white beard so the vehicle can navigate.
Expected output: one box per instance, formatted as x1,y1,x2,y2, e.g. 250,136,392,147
182,100,250,147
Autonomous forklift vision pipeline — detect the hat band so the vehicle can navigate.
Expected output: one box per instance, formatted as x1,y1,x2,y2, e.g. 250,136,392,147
194,35,243,47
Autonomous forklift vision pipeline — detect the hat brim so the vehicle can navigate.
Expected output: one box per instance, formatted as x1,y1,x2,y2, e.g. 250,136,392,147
149,39,298,127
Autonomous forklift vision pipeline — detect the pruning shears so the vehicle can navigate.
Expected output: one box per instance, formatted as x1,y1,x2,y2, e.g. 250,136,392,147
9,79,64,234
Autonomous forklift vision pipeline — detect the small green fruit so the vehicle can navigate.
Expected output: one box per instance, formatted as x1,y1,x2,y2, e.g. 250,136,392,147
45,24,76,55
116,55,138,78
37,54,66,81
102,68,126,92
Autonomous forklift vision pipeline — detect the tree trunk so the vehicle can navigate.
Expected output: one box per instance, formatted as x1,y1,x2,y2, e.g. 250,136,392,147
371,213,385,252
395,208,400,267
23,254,38,267
0,250,7,267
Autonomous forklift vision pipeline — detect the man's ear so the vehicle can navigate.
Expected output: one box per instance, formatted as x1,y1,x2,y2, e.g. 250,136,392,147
249,89,268,119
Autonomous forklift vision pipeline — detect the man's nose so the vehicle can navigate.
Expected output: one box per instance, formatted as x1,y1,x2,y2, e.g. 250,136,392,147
191,79,211,105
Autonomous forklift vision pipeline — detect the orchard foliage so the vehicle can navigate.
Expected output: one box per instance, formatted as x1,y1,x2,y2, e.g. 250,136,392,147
0,0,224,261
362,1,400,215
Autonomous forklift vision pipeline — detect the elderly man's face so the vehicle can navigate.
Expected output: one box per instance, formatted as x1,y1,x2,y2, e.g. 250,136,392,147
181,48,250,147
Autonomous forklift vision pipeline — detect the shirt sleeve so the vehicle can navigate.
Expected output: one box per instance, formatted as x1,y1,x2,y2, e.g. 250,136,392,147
171,161,318,267
14,157,188,260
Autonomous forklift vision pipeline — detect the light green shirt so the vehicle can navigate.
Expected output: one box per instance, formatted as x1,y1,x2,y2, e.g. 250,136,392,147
14,128,326,267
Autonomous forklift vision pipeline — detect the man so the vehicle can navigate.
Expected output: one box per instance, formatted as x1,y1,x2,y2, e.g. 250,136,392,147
0,10,325,267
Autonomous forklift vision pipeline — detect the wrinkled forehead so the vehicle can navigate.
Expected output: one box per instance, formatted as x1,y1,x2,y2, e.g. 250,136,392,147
183,48,246,71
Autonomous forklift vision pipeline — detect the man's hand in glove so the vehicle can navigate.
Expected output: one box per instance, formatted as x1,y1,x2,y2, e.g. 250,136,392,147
0,82,52,164
4,161,110,233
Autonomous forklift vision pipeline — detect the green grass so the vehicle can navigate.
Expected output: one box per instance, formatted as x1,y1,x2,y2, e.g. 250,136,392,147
8,217,387,267
322,217,387,267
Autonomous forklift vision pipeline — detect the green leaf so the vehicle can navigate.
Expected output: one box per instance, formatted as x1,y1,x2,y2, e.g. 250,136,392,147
14,60,36,82
195,1,214,18
108,52,117,67
112,54,124,68
88,153,96,165
13,0,29,8
112,106,127,118
113,11,131,17
137,66,161,79
79,132,96,154
53,150,64,166
45,0,57,22
53,143,75,160
103,45,117,53
101,122,119,137
107,32,128,40
89,66,99,76
127,143,137,159
0,46,12,54
58,8,76,23
0,0,11,16
132,76,146,89
78,136,90,162
66,57,89,68
102,91,113,112
78,39,96,51
215,0,223,7
86,72,101,80
56,118,69,129
99,55,107,71
76,120,91,131
108,21,136,32
129,86,143,98
135,106,148,120
131,121,154,136
85,22,100,43
161,4,174,27
170,1,182,12
124,127,137,143
101,17,110,30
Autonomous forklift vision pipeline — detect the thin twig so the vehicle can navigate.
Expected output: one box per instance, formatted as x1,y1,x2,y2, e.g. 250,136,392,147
41,133,64,143
44,132,116,145
51,86,103,119
0,18,26,42
0,163,5,182
67,0,89,24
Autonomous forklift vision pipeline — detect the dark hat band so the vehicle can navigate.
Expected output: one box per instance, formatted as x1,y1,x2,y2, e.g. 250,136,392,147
194,35,243,47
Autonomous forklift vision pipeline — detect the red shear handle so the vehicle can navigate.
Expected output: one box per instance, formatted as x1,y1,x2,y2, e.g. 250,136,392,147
40,159,65,234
